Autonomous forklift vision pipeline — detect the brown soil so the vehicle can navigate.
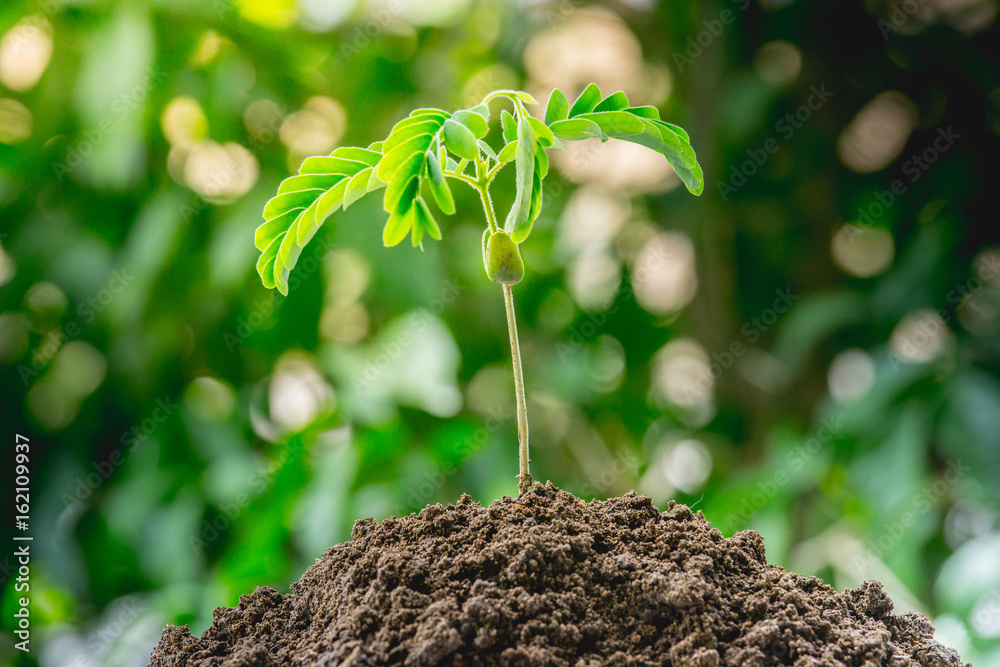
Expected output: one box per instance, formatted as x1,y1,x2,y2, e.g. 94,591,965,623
149,483,967,666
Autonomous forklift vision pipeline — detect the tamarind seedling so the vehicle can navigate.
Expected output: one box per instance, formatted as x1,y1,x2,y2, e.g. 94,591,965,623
253,84,704,495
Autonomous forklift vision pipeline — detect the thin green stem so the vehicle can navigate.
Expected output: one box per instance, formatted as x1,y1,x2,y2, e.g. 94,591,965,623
485,162,507,182
476,181,531,494
443,170,479,189
503,283,531,495
480,185,499,234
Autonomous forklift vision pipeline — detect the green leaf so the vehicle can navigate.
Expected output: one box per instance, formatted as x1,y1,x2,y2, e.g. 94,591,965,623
384,151,425,213
625,106,660,120
273,197,321,294
414,197,441,241
478,140,499,162
299,156,369,176
501,110,517,142
452,109,489,139
343,167,374,209
263,190,317,220
568,83,601,117
623,119,702,194
378,133,434,182
443,118,479,160
528,162,542,225
505,110,536,243
281,202,315,263
277,173,342,194
382,118,443,154
653,119,691,143
535,146,548,179
548,117,604,141
527,116,555,147
577,110,646,136
330,146,382,166
425,149,455,215
255,208,298,250
469,103,490,122
497,140,518,163
673,159,704,196
411,215,424,247
482,89,538,105
635,119,695,166
383,204,414,247
314,177,351,229
256,235,281,288
593,91,629,112
367,167,386,192
544,88,570,125
410,108,451,119
389,114,445,136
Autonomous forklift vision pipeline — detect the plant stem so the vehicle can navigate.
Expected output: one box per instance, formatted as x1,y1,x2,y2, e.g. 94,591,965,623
503,283,532,495
476,180,531,495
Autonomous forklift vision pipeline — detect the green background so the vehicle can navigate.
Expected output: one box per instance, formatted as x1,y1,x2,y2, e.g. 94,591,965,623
2,0,999,665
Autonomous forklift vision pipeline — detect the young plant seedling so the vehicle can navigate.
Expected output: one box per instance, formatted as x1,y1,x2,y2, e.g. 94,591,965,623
254,84,703,495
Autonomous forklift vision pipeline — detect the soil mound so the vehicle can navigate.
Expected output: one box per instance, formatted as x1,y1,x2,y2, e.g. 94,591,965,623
150,483,967,666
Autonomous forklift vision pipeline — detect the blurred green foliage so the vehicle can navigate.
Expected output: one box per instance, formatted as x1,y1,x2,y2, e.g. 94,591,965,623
1,0,999,665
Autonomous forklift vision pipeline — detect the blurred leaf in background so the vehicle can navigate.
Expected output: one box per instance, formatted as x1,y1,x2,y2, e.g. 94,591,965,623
1,0,999,665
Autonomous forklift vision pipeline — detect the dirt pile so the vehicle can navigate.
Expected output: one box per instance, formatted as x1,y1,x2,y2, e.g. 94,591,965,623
150,483,967,666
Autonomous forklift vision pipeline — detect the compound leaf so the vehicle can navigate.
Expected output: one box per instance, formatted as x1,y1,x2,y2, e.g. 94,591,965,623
255,85,703,295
